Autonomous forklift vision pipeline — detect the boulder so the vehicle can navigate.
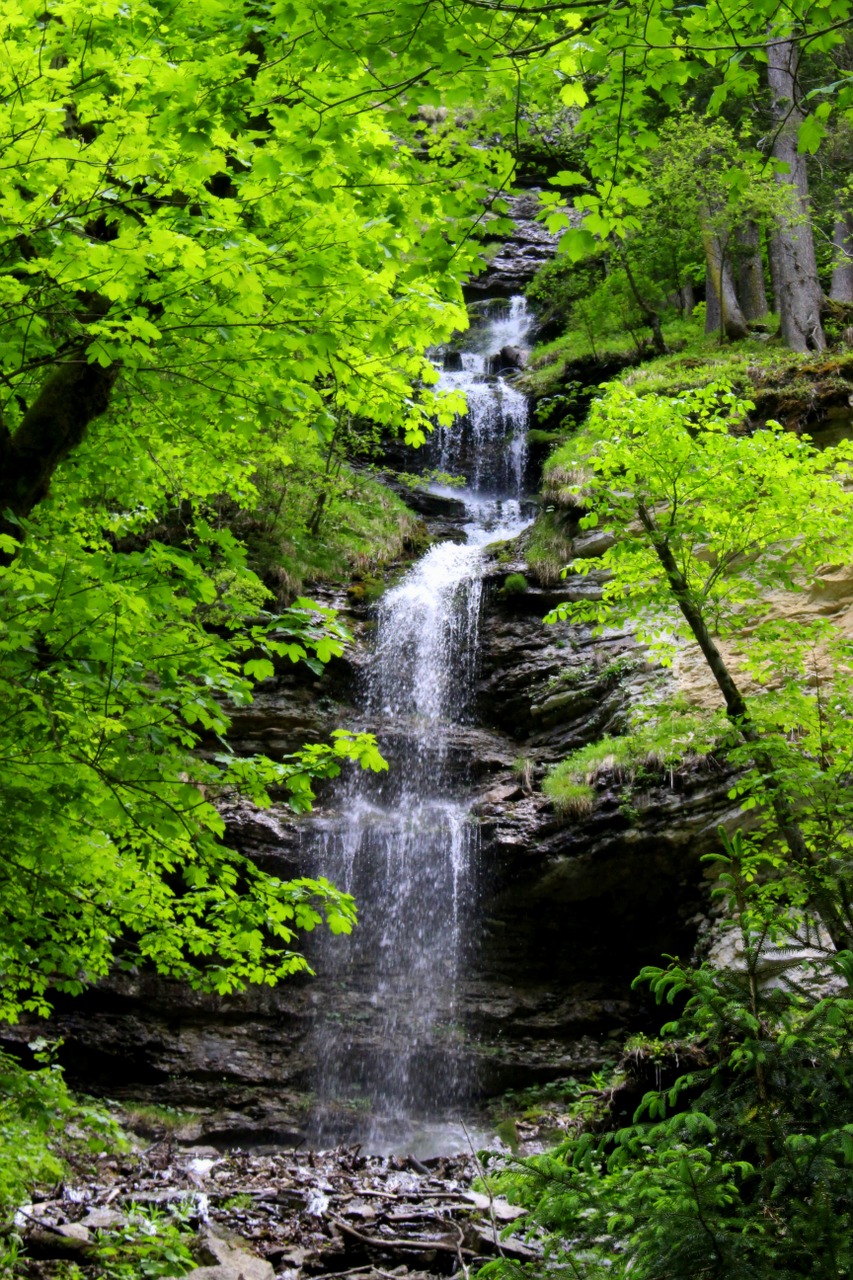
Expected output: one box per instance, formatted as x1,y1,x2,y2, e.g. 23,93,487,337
179,1226,274,1280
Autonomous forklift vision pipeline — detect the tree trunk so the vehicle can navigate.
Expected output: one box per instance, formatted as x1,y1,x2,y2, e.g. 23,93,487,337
705,264,721,337
766,34,826,351
767,226,783,317
735,221,769,321
829,203,853,303
637,498,852,952
678,281,695,318
0,353,119,547
701,215,750,341
622,252,667,355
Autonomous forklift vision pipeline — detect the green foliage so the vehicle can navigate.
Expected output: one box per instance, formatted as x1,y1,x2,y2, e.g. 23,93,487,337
543,701,727,813
479,833,853,1279
502,573,529,596
544,380,853,940
93,1205,197,1279
0,0,504,466
0,0,525,1023
546,381,853,660
521,315,700,397
238,456,425,600
508,366,853,1273
0,515,384,1018
493,1077,587,1122
534,0,853,261
0,1044,121,1218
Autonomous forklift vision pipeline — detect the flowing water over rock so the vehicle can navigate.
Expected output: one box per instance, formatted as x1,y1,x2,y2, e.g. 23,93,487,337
308,299,534,1154
432,296,531,495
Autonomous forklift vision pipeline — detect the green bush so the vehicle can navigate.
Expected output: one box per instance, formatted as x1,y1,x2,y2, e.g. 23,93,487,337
478,832,853,1280
502,572,529,595
0,1045,121,1218
93,1205,197,1279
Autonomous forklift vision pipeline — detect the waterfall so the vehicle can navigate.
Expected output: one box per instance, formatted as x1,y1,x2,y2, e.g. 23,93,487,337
308,297,533,1153
433,295,532,496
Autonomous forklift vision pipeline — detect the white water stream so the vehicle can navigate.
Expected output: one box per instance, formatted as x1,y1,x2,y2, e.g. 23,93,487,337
308,297,533,1153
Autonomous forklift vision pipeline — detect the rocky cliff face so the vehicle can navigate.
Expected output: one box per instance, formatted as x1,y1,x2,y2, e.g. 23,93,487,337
465,192,563,300
2,505,735,1147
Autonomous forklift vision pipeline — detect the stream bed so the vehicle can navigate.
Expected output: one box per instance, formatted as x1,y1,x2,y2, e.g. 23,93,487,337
16,1141,538,1280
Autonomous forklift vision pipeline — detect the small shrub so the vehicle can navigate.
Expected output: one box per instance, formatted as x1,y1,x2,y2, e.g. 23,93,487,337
94,1204,197,1279
502,572,528,595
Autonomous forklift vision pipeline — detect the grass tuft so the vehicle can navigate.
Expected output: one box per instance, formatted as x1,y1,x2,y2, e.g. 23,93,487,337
542,775,596,816
524,512,574,586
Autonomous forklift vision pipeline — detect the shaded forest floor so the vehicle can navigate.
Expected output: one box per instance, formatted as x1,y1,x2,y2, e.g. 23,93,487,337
14,1140,537,1280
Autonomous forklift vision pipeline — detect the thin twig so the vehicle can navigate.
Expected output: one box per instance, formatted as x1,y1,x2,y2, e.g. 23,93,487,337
460,1120,506,1259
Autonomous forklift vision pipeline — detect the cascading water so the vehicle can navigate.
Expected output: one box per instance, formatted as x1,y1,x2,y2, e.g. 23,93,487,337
308,297,533,1153
432,296,531,496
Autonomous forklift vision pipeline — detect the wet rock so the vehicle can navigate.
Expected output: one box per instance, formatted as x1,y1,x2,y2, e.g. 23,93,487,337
21,1221,93,1259
467,192,563,297
463,1192,525,1221
187,1226,275,1280
486,344,526,375
79,1208,126,1230
381,481,469,542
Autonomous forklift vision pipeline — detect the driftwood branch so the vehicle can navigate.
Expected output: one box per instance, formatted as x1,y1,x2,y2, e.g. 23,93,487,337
328,1215,477,1258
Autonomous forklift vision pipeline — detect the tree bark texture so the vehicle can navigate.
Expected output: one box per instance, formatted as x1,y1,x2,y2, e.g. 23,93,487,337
705,264,721,337
678,281,695,317
830,203,853,303
767,225,783,316
734,221,769,321
0,353,119,540
766,35,826,351
701,215,749,341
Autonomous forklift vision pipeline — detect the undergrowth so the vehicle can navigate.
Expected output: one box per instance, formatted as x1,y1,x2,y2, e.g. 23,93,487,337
523,512,574,586
0,1047,122,1221
520,316,700,399
543,700,728,815
233,453,426,601
90,1205,197,1279
116,1101,195,1137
